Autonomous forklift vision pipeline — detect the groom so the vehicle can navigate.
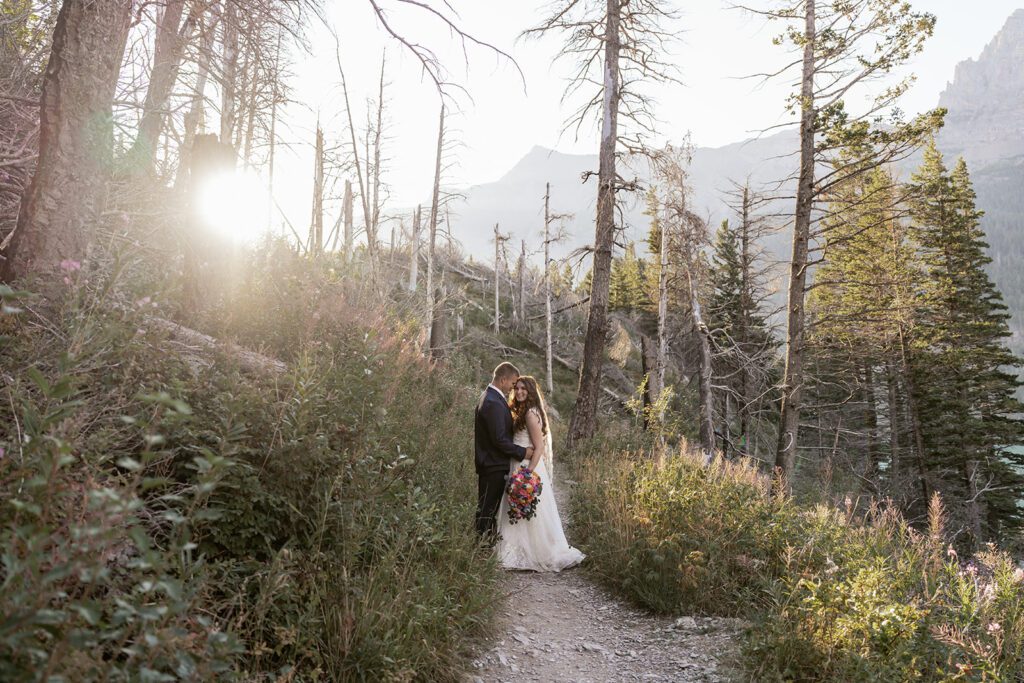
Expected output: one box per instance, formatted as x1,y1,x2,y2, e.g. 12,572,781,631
474,362,534,539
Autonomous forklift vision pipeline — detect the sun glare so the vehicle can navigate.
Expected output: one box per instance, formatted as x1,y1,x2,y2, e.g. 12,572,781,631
196,169,270,244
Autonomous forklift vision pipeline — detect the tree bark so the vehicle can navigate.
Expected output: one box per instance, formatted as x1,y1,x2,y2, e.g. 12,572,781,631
310,123,324,255
655,189,669,415
567,0,620,448
219,1,238,150
493,223,502,336
774,0,816,488
129,0,191,175
1,0,132,281
516,240,526,327
739,185,753,451
898,324,931,506
343,180,354,260
886,356,901,477
175,8,216,191
690,269,717,460
369,54,387,257
430,274,447,359
408,205,420,291
863,361,880,490
426,105,443,346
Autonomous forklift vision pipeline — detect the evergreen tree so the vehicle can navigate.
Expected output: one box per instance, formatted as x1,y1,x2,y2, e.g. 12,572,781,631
609,242,647,313
707,211,777,459
908,142,1024,545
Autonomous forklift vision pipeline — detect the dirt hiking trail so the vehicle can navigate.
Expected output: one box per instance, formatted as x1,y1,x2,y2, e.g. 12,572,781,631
469,478,745,683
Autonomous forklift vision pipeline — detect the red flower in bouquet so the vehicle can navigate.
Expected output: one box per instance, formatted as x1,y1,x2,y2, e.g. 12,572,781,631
506,466,543,524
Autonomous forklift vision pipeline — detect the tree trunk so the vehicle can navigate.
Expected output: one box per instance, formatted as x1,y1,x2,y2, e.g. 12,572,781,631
369,54,386,257
567,0,620,448
343,180,354,260
310,123,324,255
408,205,420,291
493,223,501,336
739,185,753,452
340,70,373,262
774,0,816,488
175,9,215,191
241,55,260,169
898,324,931,506
219,1,238,150
544,183,555,396
656,192,669,414
886,355,901,478
863,362,880,490
516,240,526,327
129,0,190,175
1,0,132,282
426,106,444,346
265,29,281,232
690,269,717,460
641,335,659,431
430,274,447,359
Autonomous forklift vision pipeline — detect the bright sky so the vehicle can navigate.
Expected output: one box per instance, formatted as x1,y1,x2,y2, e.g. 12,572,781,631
266,0,1024,237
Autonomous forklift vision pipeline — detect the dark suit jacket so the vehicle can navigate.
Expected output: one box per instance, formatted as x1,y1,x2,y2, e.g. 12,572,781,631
474,386,527,474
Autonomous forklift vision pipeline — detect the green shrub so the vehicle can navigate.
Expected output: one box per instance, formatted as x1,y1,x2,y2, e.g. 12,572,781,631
572,444,799,615
0,258,501,681
570,442,1024,681
0,287,240,680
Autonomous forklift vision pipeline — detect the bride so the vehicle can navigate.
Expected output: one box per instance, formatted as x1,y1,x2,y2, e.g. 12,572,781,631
496,375,584,572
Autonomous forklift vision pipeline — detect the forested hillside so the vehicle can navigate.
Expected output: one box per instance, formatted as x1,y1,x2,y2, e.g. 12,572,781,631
1,0,1023,681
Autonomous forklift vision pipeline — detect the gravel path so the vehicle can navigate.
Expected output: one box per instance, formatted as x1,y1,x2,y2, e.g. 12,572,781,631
468,479,744,682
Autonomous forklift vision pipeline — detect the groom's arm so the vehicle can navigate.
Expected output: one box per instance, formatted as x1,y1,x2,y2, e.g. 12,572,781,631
482,400,527,460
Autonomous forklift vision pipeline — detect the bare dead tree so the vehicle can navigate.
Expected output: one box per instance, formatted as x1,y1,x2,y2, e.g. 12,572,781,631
493,222,509,336
310,120,324,254
218,0,238,149
516,239,526,327
127,0,197,175
408,205,420,290
525,0,679,448
426,104,444,352
654,146,716,458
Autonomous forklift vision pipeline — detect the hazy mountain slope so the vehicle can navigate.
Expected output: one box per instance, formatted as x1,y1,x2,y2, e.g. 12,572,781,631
448,9,1024,353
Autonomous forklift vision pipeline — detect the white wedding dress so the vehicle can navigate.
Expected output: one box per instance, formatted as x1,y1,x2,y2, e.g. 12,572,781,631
496,410,585,572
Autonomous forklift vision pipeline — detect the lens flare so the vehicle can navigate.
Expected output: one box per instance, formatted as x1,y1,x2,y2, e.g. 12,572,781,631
196,169,269,243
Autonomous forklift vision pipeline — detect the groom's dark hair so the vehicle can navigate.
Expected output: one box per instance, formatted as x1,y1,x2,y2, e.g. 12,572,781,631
492,362,520,383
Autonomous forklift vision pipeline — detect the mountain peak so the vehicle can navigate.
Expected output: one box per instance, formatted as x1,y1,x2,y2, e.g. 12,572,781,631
937,10,1024,167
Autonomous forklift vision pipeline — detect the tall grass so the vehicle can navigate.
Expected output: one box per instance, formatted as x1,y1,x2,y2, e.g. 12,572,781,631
0,248,501,681
571,444,1024,681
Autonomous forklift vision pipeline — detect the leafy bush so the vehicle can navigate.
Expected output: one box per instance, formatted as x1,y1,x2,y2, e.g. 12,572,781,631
572,444,799,615
0,252,501,681
571,443,1024,681
0,287,240,680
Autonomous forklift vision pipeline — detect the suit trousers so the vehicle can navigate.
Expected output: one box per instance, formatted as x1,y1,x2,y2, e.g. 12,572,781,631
475,469,508,539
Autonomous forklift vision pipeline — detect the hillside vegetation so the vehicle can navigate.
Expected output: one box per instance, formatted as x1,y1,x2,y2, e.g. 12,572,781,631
0,248,502,681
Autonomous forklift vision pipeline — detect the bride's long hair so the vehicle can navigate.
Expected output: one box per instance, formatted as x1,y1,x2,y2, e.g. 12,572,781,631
510,376,549,435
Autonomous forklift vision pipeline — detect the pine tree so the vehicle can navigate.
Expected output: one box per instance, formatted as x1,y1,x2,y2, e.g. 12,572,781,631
609,242,647,313
707,212,777,460
908,142,1024,545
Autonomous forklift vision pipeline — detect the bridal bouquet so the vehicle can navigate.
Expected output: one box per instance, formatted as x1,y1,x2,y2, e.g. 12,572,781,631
506,466,543,524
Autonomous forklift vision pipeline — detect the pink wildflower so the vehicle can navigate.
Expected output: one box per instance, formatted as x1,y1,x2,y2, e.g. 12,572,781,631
59,259,81,272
